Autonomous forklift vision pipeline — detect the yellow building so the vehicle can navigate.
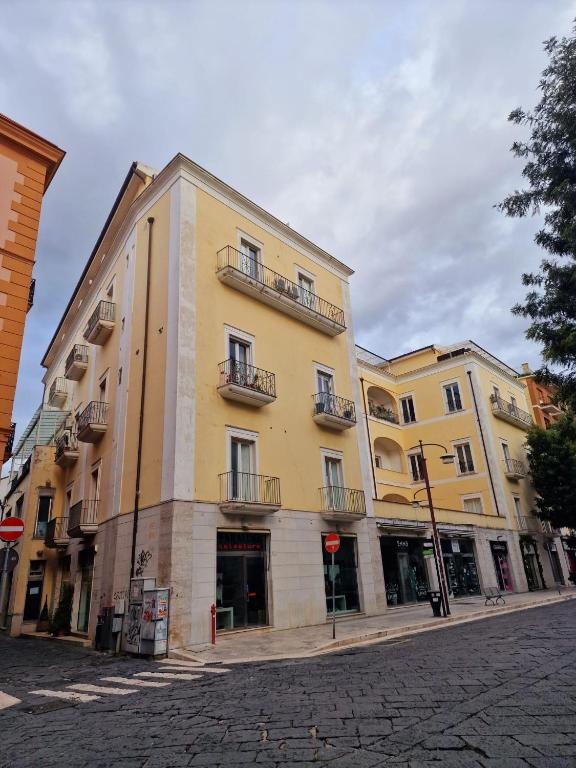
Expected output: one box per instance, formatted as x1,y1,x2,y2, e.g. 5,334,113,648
357,341,568,608
3,156,380,646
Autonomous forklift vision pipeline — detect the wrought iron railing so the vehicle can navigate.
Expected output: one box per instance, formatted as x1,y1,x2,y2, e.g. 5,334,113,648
49,377,68,404
319,486,366,514
490,394,532,426
219,471,281,506
27,278,35,312
84,300,115,339
77,401,108,433
45,517,69,546
55,425,78,460
368,400,399,424
503,458,526,476
218,359,276,399
216,245,345,328
68,500,99,532
65,344,89,373
4,422,15,461
313,393,356,422
517,515,542,533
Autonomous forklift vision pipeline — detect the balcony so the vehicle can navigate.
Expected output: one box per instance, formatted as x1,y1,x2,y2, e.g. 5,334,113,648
216,246,346,336
27,278,35,312
319,486,366,522
517,515,544,534
77,401,108,443
54,425,79,468
312,394,356,430
217,359,276,407
3,422,15,464
68,500,98,537
539,400,562,416
64,344,89,381
503,457,527,480
368,400,399,424
490,394,533,429
45,517,70,548
84,300,115,345
219,471,281,516
48,377,68,408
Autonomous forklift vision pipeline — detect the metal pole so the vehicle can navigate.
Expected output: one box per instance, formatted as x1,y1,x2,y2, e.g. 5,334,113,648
332,551,336,640
419,441,451,617
0,542,11,629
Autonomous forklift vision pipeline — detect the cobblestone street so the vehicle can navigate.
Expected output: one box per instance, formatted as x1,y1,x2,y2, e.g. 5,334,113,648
1,602,575,767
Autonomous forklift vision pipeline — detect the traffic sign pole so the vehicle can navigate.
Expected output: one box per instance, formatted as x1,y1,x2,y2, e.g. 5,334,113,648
331,551,336,640
0,517,25,629
0,541,12,629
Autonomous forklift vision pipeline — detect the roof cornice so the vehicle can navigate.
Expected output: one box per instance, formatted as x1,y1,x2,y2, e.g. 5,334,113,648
0,113,65,190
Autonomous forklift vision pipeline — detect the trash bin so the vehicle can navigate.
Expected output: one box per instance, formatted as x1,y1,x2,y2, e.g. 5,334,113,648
427,590,442,617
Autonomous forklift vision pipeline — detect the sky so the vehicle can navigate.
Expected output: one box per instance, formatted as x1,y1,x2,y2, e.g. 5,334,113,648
2,0,575,442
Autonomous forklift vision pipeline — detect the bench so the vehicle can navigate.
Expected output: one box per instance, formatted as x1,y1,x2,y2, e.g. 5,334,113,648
484,586,505,606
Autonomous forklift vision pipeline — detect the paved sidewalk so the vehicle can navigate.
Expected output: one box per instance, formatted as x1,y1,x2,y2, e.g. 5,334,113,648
173,588,576,664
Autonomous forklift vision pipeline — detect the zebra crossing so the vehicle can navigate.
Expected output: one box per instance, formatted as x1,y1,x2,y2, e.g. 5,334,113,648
0,660,231,709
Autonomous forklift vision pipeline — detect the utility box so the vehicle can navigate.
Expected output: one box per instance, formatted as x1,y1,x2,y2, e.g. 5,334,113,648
140,588,169,656
123,577,156,654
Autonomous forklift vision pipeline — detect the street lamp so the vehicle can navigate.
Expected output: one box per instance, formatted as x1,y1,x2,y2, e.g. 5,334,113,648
408,440,454,617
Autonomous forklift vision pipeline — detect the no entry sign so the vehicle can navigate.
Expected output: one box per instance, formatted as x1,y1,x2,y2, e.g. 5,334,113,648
0,517,25,542
324,532,340,554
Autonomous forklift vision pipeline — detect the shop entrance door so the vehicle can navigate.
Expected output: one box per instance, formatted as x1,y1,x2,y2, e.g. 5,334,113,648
490,542,514,591
216,532,268,631
23,561,44,621
397,552,417,603
77,550,94,633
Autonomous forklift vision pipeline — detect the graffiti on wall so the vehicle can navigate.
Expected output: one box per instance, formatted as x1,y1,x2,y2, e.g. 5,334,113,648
135,550,152,577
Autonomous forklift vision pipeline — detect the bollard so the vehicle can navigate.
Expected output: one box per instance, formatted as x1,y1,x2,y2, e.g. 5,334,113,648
210,603,216,645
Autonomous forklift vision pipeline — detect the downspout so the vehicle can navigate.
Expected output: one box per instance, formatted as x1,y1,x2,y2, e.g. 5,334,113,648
130,217,155,578
466,369,501,517
360,377,378,499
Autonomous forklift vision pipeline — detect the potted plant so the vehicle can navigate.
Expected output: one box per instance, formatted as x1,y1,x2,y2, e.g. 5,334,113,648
49,583,74,636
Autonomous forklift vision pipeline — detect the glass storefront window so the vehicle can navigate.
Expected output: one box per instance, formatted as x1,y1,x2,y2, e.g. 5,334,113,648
322,535,360,614
380,537,429,606
216,532,268,630
441,538,480,597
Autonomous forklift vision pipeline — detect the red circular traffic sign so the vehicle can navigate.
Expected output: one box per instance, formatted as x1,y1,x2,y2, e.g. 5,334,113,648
0,516,25,542
324,532,340,554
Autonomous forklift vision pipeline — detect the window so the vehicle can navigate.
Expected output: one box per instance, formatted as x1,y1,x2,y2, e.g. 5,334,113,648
15,495,24,518
501,442,511,462
408,453,425,482
230,436,255,500
106,280,114,300
400,396,416,423
91,466,101,501
316,368,335,414
443,382,463,413
375,455,382,469
463,496,483,515
99,377,107,402
512,495,522,522
297,272,315,308
493,385,500,399
34,495,52,538
240,239,261,279
324,455,344,509
455,442,475,474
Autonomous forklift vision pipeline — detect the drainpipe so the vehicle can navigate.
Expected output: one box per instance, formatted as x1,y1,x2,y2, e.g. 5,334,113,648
466,370,501,517
130,217,154,579
360,377,378,499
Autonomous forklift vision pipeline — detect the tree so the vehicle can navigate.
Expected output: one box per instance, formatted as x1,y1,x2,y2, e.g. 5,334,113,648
526,413,576,529
499,28,576,408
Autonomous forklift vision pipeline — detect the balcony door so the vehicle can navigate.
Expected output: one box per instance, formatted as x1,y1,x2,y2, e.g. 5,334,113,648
240,240,260,279
317,371,334,413
229,337,251,386
324,456,343,510
231,438,255,502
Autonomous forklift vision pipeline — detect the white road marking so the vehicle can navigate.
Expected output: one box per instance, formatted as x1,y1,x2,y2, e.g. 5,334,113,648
134,671,201,681
31,689,100,703
101,676,170,688
0,691,21,710
68,683,138,695
160,666,230,674
159,658,204,668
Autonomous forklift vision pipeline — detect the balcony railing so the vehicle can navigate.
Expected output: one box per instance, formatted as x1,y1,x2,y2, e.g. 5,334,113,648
313,393,356,430
3,422,15,463
319,486,366,521
368,401,399,424
77,401,108,443
517,515,543,534
490,394,533,428
27,278,35,312
48,377,68,407
45,517,70,548
68,500,98,537
218,359,276,406
54,424,79,467
65,344,89,380
216,245,346,335
84,300,115,344
503,457,527,479
219,471,281,515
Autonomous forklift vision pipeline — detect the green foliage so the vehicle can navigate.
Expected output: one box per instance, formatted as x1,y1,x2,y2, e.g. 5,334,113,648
526,413,576,529
48,583,74,636
499,29,576,407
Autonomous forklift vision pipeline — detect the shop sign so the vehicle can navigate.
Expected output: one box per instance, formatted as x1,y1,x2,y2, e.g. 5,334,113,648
218,542,262,552
396,539,409,550
422,540,434,558
451,540,461,553
491,543,507,552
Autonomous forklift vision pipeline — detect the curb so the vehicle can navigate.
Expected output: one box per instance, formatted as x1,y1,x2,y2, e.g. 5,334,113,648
172,593,576,665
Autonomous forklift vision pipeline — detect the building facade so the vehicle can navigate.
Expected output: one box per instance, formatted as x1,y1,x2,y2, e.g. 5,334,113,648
0,114,64,467
518,363,563,430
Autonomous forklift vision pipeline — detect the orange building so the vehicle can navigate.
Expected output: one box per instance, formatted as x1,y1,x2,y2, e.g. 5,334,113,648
518,362,563,430
0,114,64,466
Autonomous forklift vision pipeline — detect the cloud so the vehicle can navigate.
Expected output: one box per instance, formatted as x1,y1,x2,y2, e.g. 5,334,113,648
1,0,574,443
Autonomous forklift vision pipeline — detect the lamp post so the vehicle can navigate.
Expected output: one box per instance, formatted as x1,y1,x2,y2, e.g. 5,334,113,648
409,440,454,617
